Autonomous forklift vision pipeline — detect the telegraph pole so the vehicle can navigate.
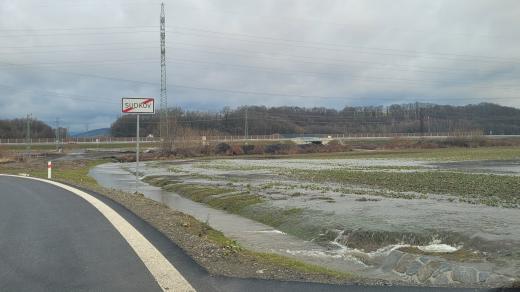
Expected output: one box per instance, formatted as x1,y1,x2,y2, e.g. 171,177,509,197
159,2,170,151
55,118,61,152
244,107,249,139
26,114,31,153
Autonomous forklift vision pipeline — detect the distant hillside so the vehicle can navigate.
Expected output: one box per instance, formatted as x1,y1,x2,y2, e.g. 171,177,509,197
110,103,520,137
72,128,111,138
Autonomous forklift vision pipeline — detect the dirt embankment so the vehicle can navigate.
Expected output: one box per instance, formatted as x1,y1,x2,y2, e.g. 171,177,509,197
114,136,520,162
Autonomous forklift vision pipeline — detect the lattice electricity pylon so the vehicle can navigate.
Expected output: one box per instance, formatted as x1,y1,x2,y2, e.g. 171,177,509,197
159,2,170,149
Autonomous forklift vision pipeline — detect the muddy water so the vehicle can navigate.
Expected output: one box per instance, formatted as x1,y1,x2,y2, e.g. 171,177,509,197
90,161,519,286
89,163,372,275
432,160,520,175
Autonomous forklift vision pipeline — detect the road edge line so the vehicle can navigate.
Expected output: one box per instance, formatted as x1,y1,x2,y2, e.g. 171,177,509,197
0,174,195,292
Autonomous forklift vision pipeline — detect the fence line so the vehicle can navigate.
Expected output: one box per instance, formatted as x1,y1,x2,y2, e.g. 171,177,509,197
0,131,511,145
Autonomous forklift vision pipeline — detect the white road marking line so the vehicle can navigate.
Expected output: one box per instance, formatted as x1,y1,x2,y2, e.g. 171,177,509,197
0,175,195,292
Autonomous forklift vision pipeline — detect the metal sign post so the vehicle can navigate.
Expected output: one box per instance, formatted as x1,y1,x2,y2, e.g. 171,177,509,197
136,114,140,194
121,97,155,194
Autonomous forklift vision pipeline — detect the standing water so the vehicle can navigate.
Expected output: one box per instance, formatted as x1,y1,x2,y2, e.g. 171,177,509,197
90,162,518,286
89,163,371,275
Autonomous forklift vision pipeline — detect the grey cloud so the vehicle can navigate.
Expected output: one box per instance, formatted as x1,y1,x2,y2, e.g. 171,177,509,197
0,0,519,131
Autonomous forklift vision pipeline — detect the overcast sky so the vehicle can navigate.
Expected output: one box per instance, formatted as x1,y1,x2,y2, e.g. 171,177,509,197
0,0,519,131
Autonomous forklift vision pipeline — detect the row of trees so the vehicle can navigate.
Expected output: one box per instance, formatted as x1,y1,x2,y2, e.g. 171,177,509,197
0,118,55,139
110,102,520,137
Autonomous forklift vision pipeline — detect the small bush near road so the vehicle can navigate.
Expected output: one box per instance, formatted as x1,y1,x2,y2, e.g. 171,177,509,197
230,145,244,155
214,143,231,154
265,143,294,154
241,144,255,154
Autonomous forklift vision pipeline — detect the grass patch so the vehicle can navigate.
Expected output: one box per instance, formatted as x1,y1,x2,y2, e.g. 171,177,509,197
245,250,353,280
309,196,336,203
163,183,234,202
0,159,110,188
142,175,180,187
283,146,520,162
245,207,305,228
145,178,265,213
293,169,520,207
207,193,263,213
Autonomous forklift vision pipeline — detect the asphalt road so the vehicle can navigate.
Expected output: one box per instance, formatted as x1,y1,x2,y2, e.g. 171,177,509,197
0,175,514,292
0,176,162,291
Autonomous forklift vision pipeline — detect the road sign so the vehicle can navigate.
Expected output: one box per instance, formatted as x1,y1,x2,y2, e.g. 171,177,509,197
122,97,155,114
121,97,155,194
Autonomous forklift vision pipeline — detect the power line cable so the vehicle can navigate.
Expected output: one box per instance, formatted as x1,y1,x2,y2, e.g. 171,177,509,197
0,83,121,105
167,26,520,64
2,58,519,91
1,24,518,64
1,61,518,102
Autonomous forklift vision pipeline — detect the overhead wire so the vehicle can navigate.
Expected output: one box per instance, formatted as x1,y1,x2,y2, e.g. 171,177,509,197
167,27,520,64
2,56,518,92
1,61,518,102
0,24,518,64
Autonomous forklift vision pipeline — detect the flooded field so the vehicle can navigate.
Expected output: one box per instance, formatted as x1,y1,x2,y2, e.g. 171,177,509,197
91,152,520,287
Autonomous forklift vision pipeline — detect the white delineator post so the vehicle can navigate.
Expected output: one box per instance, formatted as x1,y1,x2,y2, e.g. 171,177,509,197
47,161,52,179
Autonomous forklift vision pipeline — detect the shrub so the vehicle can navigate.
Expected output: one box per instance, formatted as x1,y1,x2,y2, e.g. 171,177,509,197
323,140,352,152
173,147,199,158
252,145,265,154
241,144,255,154
264,143,294,154
199,145,212,155
230,145,244,155
264,143,283,154
356,143,378,150
214,143,231,154
443,137,470,147
297,144,320,154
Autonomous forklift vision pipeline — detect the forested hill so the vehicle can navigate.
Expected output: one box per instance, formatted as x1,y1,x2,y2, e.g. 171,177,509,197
110,103,520,137
0,118,54,139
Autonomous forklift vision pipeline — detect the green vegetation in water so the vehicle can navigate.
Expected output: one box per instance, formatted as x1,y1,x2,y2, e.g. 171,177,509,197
168,166,186,173
243,205,332,241
284,146,520,162
142,175,180,187
293,169,520,207
246,207,305,228
145,175,324,240
194,162,272,172
163,184,233,202
207,193,263,213
142,176,353,278
145,177,264,213
309,196,336,203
